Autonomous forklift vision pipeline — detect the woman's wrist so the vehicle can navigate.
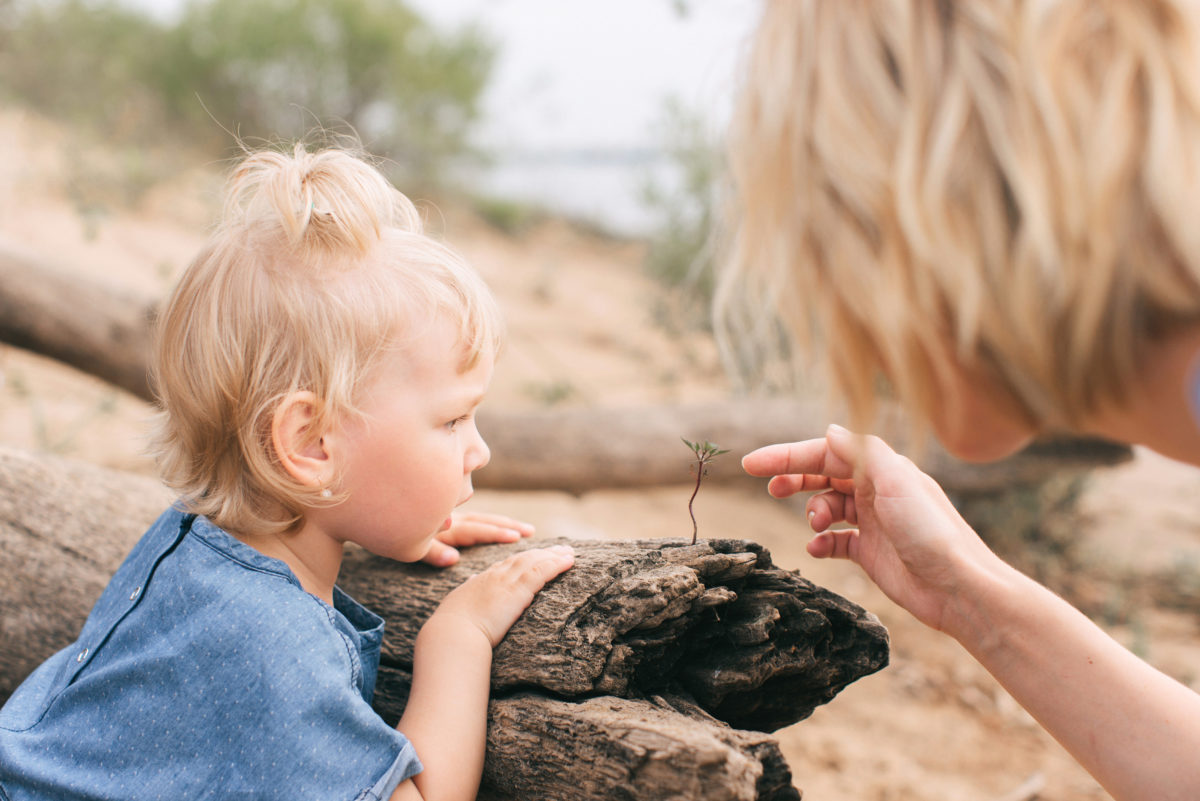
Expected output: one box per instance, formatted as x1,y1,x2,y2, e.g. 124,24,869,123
937,546,1032,655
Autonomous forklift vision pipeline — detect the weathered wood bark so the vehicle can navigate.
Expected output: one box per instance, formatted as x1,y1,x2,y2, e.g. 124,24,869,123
0,248,1130,497
0,447,889,800
343,535,887,733
480,693,800,801
0,448,170,695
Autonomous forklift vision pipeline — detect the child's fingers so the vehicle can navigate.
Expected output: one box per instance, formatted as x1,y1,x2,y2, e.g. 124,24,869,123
420,540,460,567
438,519,523,546
466,546,575,645
451,511,536,538
491,545,575,592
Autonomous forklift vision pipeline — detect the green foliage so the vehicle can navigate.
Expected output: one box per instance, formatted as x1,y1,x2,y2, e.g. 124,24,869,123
160,0,494,185
642,97,722,329
472,194,546,236
682,438,729,464
0,1,169,140
0,0,494,190
521,378,576,407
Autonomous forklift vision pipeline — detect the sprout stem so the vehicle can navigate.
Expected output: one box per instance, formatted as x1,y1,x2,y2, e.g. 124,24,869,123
688,465,703,545
682,438,729,545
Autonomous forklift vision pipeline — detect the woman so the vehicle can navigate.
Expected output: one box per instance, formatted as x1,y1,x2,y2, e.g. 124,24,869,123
718,2,1200,799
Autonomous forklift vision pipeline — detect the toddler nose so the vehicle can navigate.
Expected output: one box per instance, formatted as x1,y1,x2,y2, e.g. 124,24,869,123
466,431,491,473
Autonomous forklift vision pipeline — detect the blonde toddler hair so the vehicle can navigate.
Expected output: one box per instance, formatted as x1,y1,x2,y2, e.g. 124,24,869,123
718,0,1200,431
150,143,502,536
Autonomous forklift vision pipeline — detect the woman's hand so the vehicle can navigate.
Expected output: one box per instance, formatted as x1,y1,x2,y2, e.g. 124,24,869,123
742,423,1004,635
421,511,536,567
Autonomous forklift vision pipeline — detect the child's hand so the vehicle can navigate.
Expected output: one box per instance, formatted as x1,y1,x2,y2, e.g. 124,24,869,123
402,545,573,800
428,545,574,648
421,511,536,568
742,423,1005,636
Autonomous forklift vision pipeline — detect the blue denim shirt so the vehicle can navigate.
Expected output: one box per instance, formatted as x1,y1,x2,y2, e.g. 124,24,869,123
0,507,421,800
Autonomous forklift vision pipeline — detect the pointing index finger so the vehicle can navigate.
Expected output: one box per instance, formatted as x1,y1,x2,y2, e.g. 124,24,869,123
742,436,855,480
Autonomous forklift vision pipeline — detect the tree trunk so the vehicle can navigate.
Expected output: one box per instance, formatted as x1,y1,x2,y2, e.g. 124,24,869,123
0,242,156,401
0,446,889,800
342,533,888,734
479,693,800,801
474,400,1132,494
0,248,1130,497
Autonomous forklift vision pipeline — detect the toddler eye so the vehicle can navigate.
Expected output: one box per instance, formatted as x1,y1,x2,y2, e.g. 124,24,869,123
446,414,470,432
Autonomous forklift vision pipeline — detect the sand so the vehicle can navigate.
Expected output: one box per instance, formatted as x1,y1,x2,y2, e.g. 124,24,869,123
5,107,1200,800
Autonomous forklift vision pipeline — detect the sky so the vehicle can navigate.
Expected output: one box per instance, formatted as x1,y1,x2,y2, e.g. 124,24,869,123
409,0,760,152
127,0,761,150
124,0,765,232
413,0,763,232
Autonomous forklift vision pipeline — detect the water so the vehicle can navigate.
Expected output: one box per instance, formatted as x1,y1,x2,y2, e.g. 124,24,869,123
416,0,759,236
453,149,678,237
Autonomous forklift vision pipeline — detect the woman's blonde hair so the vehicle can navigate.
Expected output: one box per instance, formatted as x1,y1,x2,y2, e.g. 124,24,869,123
718,0,1200,431
150,143,502,536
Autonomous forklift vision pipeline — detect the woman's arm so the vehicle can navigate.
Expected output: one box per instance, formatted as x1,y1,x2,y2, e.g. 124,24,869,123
954,560,1200,801
390,545,574,801
744,424,1200,801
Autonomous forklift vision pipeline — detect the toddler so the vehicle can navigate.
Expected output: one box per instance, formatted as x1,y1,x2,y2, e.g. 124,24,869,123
0,144,574,801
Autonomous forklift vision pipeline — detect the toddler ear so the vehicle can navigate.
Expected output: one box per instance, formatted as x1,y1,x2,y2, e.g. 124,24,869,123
272,391,332,488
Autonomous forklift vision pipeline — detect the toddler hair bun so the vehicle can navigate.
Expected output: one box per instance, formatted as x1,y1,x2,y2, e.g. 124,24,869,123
222,143,422,255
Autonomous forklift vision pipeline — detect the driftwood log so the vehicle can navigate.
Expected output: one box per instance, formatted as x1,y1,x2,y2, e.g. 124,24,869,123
0,241,157,401
0,243,1132,498
475,401,1133,495
0,447,889,800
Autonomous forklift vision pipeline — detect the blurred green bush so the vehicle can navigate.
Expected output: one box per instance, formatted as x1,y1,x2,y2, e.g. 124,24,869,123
641,97,721,330
0,0,493,190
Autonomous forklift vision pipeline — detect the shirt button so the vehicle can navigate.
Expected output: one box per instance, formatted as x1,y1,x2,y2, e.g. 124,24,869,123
76,647,89,663
130,586,142,601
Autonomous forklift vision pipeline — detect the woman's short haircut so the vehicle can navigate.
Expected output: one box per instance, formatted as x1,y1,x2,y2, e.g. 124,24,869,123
718,0,1200,430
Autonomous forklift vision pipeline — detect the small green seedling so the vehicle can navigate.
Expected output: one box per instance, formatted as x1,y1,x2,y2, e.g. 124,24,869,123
682,438,730,545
